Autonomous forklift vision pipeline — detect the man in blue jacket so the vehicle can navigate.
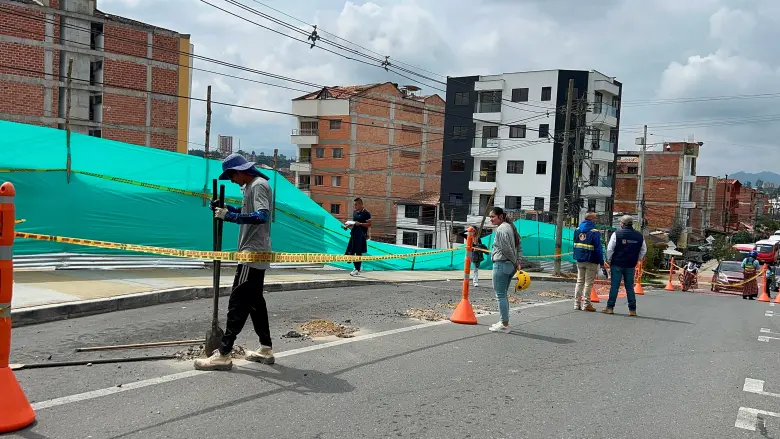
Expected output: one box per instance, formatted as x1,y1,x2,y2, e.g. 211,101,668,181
604,215,646,316
572,211,605,312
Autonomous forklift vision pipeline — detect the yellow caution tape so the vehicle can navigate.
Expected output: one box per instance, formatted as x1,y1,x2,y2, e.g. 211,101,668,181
3,168,575,262
14,231,463,263
14,219,26,224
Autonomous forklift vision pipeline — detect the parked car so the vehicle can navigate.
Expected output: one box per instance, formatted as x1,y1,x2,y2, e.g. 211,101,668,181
755,239,780,265
711,260,745,293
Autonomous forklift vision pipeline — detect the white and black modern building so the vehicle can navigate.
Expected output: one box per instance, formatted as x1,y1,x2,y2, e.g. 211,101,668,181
439,69,622,229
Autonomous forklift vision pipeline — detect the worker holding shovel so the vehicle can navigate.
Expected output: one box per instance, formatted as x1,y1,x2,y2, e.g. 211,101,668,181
195,153,275,371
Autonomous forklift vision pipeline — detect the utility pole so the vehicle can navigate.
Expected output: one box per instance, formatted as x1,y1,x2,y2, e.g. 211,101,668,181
636,124,647,232
65,58,73,184
554,79,575,275
272,148,278,226
571,98,585,225
201,85,212,206
723,173,729,233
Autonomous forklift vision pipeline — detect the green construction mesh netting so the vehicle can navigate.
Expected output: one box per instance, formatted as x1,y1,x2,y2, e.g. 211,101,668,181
0,120,578,271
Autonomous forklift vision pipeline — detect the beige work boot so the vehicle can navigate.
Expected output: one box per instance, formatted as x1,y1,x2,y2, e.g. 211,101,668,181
246,345,275,365
194,350,232,371
602,307,614,314
584,304,596,312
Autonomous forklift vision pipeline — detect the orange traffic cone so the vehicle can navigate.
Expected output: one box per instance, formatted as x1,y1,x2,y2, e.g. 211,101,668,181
664,258,676,291
773,291,780,304
450,299,478,325
758,266,770,302
590,285,600,303
635,262,645,295
451,226,478,325
0,182,36,433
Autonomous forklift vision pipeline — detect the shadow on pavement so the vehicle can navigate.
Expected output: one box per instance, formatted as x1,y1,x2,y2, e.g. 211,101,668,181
618,314,693,325
506,331,576,344
107,332,490,439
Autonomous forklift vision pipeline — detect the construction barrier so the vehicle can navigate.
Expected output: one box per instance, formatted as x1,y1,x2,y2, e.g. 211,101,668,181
589,260,644,303
0,182,36,433
450,226,478,325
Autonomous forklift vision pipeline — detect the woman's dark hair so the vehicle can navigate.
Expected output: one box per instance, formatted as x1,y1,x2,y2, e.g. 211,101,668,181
490,207,520,248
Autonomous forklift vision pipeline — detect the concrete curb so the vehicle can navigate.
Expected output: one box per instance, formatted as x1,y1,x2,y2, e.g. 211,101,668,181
10,274,574,327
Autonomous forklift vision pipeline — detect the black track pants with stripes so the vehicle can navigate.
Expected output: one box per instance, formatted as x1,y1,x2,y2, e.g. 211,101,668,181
219,264,272,355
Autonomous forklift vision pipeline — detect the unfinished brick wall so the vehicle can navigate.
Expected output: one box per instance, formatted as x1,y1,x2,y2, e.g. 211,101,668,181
102,127,145,146
0,81,44,116
151,67,177,95
0,42,44,79
103,59,146,92
152,34,179,65
150,132,177,151
103,23,148,59
103,93,146,126
645,154,681,178
0,4,46,40
150,99,176,129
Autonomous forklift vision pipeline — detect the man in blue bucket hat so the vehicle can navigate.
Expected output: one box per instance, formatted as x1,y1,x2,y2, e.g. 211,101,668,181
195,153,275,371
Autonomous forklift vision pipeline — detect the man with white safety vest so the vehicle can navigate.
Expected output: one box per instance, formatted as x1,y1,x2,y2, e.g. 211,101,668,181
572,211,605,311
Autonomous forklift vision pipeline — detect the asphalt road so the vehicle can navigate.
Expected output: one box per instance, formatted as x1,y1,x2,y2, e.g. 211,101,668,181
5,280,780,438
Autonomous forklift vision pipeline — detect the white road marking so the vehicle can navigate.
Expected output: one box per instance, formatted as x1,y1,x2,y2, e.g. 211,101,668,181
735,407,780,431
760,328,777,334
30,299,568,411
743,378,780,398
766,311,775,317
758,335,780,342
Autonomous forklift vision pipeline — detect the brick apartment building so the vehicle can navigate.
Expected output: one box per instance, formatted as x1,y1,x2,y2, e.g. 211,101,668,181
691,176,718,235
288,82,445,242
712,179,742,233
614,142,700,230
0,0,193,152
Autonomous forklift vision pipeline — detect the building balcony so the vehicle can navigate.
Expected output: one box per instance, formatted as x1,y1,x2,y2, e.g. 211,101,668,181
593,79,620,96
470,137,500,158
291,128,318,145
582,177,613,197
297,184,311,197
290,159,311,173
587,103,618,128
472,109,502,123
590,141,615,162
683,173,696,183
469,170,497,192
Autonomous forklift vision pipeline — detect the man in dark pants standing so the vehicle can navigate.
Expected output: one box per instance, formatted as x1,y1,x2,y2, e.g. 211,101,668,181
603,215,646,316
195,153,275,371
345,197,371,276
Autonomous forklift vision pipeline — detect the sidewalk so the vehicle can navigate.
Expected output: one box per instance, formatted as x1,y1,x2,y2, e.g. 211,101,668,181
10,266,571,327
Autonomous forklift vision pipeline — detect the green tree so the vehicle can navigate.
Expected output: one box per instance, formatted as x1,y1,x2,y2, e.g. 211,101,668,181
643,242,663,270
711,236,736,262
732,231,753,244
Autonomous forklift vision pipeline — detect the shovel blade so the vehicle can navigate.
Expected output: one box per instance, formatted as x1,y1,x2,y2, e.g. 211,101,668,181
203,324,225,356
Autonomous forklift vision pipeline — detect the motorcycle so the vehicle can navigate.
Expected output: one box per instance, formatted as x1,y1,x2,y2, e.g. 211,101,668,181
679,261,701,292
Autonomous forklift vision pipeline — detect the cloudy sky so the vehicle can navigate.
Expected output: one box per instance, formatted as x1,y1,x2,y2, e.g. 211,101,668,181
100,0,780,177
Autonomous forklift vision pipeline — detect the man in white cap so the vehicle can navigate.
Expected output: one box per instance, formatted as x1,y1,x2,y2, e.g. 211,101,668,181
604,214,646,316
195,153,275,371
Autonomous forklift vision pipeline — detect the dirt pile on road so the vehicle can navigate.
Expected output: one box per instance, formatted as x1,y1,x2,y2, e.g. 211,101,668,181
299,319,358,338
538,290,570,299
405,308,448,321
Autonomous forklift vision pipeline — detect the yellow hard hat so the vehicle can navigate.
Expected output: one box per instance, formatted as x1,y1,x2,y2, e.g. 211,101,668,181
515,270,531,291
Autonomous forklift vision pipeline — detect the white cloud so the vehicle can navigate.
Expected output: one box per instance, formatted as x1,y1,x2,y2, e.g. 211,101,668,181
709,7,756,44
94,0,780,175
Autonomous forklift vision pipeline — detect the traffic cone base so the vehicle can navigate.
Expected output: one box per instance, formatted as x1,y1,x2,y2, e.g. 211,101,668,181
450,298,478,325
590,285,600,303
635,282,645,295
758,289,771,302
0,367,36,433
665,279,675,291
773,292,780,304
